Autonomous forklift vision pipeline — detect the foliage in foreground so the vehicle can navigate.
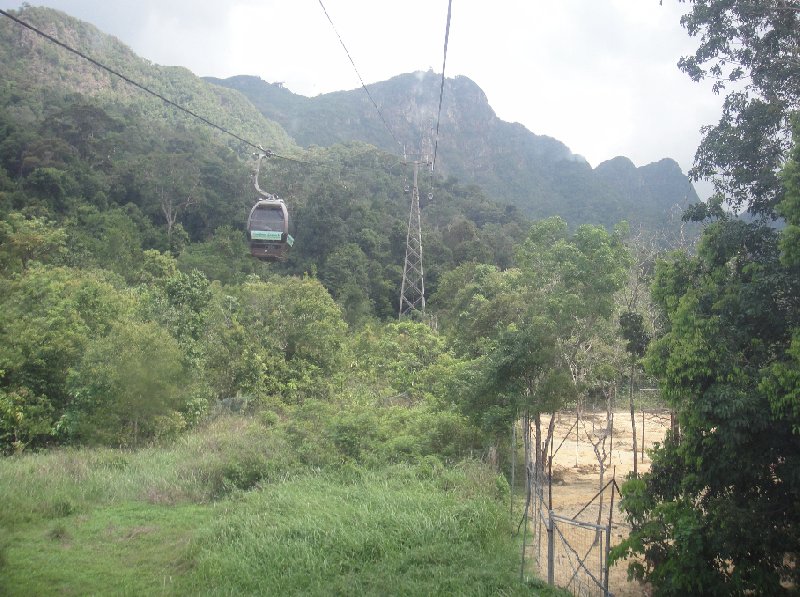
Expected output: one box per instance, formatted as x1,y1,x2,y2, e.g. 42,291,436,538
611,216,800,594
611,4,800,593
0,413,560,597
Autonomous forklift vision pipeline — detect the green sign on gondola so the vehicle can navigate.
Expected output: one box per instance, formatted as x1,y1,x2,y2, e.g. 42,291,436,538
251,230,283,241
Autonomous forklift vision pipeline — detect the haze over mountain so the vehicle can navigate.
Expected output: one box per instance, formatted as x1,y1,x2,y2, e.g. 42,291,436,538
0,4,698,249
207,72,699,232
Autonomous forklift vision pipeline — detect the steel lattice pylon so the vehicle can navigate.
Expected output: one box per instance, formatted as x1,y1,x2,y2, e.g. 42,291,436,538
399,162,425,318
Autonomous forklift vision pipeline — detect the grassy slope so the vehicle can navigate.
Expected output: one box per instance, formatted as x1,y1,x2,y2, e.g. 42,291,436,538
0,416,562,596
2,502,209,595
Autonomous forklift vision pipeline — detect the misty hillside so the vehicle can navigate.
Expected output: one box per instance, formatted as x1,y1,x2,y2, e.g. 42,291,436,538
207,72,699,231
0,5,699,237
0,6,294,155
0,5,543,320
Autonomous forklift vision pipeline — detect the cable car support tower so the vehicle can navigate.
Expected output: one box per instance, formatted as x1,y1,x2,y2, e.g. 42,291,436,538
399,160,427,318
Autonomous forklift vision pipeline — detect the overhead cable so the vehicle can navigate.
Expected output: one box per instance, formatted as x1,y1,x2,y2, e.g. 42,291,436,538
316,0,404,151
0,8,305,163
432,0,453,173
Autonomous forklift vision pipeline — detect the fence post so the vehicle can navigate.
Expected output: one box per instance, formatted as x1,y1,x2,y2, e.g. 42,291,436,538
604,482,616,597
547,509,555,585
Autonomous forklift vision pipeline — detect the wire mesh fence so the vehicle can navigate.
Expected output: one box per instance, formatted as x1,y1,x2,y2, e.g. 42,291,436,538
514,408,673,596
551,514,608,597
522,476,622,597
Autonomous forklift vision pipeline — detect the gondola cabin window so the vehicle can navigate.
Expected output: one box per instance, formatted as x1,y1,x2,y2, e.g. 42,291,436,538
250,205,284,236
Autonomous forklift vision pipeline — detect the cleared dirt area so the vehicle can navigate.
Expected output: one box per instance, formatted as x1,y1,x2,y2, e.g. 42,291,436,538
539,409,671,597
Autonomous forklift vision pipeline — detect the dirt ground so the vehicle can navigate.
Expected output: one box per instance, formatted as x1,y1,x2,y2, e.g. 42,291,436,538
538,409,671,597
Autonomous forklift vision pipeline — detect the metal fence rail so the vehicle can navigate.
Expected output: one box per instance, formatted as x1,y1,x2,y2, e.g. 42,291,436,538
551,514,608,596
524,478,620,597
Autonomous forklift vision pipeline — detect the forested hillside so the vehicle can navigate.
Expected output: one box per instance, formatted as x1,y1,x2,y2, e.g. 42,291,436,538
0,5,540,451
208,72,701,232
0,6,528,319
1,3,798,596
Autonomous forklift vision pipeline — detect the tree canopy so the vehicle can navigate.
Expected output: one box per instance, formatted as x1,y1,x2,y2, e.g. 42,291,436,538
611,2,800,593
678,0,800,215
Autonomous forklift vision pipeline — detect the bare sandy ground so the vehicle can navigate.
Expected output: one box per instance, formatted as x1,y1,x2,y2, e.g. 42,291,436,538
534,409,671,597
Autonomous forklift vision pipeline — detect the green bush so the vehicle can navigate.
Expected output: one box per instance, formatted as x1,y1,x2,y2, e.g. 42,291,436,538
177,416,294,499
281,401,484,468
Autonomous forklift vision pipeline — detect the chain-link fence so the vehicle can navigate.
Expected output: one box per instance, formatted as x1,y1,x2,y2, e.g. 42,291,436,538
522,475,621,597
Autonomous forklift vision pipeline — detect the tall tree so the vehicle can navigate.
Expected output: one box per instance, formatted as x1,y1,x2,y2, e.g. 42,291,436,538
455,218,629,480
678,0,800,216
619,310,651,476
614,217,800,594
612,5,800,586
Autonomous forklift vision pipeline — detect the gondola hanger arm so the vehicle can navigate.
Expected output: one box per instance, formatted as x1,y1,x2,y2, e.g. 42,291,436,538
253,149,279,201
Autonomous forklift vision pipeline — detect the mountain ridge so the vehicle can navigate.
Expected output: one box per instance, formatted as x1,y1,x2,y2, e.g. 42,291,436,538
0,4,697,236
0,6,294,155
207,72,698,231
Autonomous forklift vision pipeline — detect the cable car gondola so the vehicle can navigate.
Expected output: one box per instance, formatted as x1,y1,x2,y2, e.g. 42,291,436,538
247,151,294,262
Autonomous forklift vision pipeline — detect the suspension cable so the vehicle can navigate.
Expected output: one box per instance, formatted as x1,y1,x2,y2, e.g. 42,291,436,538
431,0,453,173
316,0,404,151
0,8,305,163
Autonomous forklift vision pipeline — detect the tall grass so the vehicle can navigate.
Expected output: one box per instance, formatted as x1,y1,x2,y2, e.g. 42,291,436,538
0,416,285,529
184,464,527,596
0,410,563,596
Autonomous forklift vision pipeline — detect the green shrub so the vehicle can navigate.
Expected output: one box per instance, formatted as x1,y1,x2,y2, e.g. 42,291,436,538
177,416,294,499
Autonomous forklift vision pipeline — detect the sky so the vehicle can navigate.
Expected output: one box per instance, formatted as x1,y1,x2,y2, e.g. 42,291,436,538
0,0,722,199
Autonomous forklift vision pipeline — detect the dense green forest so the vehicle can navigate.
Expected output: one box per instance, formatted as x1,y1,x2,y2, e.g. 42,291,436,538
1,3,799,596
0,6,546,452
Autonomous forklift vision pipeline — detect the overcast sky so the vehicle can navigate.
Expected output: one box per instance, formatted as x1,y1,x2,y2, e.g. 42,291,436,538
0,0,721,198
